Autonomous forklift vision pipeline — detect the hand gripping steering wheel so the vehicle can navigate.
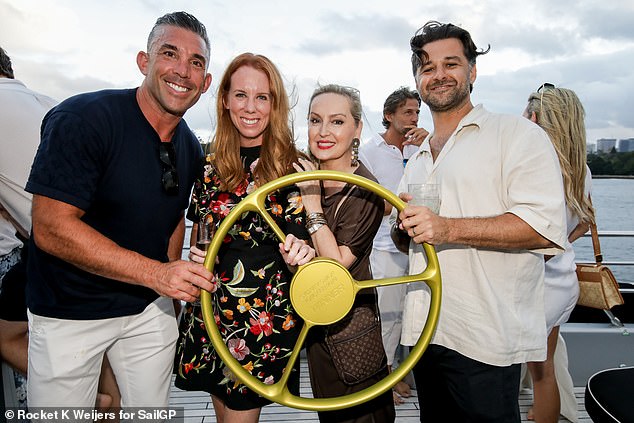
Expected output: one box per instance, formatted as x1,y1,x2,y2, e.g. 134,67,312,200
200,170,441,411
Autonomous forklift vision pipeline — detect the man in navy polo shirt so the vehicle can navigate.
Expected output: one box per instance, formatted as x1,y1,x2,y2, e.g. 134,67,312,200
25,11,214,409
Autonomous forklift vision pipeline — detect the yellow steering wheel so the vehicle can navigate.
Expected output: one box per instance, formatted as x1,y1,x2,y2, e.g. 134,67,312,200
200,170,441,411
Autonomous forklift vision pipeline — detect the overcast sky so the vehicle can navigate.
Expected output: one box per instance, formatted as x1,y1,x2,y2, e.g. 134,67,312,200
3,0,634,148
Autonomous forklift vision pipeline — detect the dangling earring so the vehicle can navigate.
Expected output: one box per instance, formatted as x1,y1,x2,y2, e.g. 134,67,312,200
351,138,360,166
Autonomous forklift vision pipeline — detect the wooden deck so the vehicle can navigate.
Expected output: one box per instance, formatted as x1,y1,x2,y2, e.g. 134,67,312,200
169,358,592,422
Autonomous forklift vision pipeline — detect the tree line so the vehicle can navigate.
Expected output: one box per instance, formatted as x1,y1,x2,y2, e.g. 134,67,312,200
587,149,634,176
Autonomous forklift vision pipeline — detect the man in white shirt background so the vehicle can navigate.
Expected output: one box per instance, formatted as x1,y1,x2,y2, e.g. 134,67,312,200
0,45,58,408
358,86,428,404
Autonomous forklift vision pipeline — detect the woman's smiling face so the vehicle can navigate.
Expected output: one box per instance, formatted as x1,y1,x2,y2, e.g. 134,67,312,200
307,92,361,168
223,65,272,147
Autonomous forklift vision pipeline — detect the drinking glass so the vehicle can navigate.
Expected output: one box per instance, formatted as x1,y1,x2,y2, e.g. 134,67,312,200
408,183,441,213
407,183,440,255
196,216,213,252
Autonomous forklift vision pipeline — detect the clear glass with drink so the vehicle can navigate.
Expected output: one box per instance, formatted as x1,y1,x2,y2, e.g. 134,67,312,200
196,215,213,252
407,183,440,255
408,183,441,212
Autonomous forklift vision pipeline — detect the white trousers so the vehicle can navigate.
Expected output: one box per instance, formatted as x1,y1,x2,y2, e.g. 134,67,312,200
27,296,178,409
370,249,409,366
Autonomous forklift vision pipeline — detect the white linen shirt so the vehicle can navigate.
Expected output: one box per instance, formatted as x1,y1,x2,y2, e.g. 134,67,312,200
399,104,567,366
359,133,418,253
0,78,57,254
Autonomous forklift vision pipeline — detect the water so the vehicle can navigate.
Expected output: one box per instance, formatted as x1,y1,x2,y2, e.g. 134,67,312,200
572,178,634,283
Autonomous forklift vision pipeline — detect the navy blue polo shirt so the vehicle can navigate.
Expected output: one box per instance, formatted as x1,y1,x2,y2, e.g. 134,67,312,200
25,88,203,319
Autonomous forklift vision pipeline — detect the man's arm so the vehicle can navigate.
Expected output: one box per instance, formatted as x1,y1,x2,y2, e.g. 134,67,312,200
31,195,213,302
399,203,556,250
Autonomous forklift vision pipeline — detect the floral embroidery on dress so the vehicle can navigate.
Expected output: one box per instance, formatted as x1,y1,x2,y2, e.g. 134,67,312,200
174,148,307,401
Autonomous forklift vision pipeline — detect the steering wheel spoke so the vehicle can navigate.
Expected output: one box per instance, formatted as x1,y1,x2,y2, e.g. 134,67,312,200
274,321,312,389
257,208,287,243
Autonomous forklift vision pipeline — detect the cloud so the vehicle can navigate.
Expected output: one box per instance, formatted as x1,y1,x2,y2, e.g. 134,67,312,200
577,3,634,41
474,43,634,136
297,13,415,56
12,58,116,103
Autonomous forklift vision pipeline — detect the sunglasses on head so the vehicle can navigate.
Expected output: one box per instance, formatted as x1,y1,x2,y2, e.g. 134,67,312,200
537,83,556,114
537,82,555,93
159,142,179,196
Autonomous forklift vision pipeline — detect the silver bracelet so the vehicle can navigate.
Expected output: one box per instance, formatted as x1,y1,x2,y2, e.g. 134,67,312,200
307,222,325,235
306,211,326,220
305,217,328,226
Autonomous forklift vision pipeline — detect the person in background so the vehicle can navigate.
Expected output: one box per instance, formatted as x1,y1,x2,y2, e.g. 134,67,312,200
25,12,214,410
358,86,427,404
395,21,567,422
523,85,595,423
174,52,315,423
0,44,57,409
294,83,395,423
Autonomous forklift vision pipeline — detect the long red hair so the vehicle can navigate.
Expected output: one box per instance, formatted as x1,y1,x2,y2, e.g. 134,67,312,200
208,53,302,191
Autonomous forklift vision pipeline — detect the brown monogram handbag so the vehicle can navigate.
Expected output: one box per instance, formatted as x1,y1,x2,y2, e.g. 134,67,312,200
576,221,624,310
325,304,387,385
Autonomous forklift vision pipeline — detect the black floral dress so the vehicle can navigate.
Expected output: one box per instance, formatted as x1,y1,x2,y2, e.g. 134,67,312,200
174,146,307,410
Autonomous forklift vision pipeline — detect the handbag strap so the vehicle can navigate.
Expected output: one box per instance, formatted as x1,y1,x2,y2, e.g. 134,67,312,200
589,221,603,264
322,178,356,222
586,197,603,264
333,185,355,221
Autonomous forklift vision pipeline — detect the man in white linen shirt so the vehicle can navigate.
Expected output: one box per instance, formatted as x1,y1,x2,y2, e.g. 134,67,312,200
394,21,567,422
358,86,427,404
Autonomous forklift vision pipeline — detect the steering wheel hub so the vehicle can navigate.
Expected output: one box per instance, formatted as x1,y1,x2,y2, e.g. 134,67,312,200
290,258,356,325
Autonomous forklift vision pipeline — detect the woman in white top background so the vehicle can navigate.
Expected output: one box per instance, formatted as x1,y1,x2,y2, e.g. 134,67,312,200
523,85,595,423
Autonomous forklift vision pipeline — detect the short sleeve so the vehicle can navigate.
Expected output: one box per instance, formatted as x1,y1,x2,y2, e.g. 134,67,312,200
26,110,105,211
503,123,567,253
332,187,384,259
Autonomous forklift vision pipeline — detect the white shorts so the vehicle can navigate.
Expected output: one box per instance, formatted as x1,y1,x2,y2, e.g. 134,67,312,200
27,296,178,410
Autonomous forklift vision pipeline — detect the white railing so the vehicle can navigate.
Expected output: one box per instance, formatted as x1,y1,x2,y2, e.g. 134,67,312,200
578,230,634,284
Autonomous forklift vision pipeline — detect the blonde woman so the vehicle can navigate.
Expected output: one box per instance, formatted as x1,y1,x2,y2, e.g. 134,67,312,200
294,84,395,423
523,85,595,423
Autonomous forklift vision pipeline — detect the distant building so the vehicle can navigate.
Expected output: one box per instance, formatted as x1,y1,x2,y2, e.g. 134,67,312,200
587,143,597,154
596,138,617,153
618,138,634,153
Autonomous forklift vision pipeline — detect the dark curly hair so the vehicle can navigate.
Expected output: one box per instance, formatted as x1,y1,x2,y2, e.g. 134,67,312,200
410,21,490,87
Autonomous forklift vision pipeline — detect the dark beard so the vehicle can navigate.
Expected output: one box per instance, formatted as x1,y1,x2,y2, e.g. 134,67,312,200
423,84,470,113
